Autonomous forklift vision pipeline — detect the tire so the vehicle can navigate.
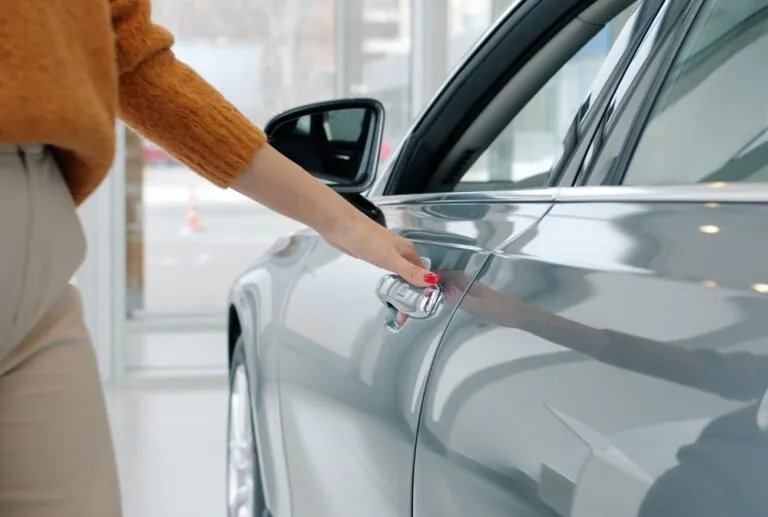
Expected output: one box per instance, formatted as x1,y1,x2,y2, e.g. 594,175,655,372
226,337,268,517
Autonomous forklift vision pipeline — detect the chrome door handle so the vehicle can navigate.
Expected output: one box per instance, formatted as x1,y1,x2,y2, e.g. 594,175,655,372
376,275,443,317
375,265,443,331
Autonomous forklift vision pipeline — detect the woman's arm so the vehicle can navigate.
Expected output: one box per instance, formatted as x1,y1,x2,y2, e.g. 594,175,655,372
109,0,435,287
110,0,264,186
232,144,436,287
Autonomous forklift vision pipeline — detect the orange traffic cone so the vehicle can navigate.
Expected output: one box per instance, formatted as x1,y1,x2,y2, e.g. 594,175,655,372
182,186,201,234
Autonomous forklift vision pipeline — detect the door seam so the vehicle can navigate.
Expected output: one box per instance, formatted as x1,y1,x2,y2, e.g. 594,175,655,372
407,202,555,516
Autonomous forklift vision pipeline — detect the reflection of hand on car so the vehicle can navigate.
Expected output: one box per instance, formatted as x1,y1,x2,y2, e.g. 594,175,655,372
444,273,768,517
442,272,768,402
440,269,531,327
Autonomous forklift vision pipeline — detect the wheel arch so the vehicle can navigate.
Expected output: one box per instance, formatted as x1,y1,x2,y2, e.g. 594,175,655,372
227,304,242,368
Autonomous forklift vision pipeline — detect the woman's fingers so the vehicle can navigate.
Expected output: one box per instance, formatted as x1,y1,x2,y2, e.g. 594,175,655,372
389,254,436,287
381,238,437,287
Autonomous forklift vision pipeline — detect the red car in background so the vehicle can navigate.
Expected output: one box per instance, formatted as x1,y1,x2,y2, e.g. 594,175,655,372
379,138,392,161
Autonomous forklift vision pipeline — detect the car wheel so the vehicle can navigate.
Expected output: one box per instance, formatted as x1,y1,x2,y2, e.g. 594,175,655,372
227,337,268,517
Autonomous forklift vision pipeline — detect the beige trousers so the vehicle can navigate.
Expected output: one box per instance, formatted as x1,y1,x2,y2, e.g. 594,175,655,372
0,145,122,516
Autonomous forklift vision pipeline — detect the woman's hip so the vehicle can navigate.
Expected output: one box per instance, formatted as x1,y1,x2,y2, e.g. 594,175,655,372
0,144,86,365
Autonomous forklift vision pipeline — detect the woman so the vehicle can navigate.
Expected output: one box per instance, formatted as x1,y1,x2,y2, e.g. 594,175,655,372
0,0,435,515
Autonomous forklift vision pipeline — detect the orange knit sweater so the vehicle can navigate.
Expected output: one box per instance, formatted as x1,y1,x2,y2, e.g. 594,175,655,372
0,0,266,205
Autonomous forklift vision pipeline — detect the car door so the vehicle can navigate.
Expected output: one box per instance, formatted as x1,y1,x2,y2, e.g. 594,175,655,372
272,0,648,516
413,2,768,517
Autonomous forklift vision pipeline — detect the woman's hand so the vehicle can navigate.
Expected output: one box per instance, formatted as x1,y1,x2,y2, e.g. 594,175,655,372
232,144,436,287
322,216,437,287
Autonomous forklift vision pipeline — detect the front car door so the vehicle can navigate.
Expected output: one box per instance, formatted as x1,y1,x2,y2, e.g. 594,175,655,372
414,1,768,517
272,0,616,515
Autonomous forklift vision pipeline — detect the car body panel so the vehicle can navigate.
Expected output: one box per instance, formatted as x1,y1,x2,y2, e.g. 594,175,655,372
273,199,553,517
414,197,768,517
229,233,318,517
227,0,768,516
226,0,608,512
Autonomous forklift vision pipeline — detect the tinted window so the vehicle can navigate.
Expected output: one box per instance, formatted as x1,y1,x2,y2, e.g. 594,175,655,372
453,3,640,192
622,0,768,185
584,0,686,184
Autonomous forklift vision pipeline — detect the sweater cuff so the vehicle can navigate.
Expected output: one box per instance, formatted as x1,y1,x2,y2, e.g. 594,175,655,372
118,49,267,187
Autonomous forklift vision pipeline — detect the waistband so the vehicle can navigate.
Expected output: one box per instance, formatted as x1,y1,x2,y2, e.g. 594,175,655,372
0,144,47,155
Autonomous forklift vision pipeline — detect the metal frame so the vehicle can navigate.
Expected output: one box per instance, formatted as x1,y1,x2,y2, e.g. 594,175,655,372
410,0,448,117
557,184,768,202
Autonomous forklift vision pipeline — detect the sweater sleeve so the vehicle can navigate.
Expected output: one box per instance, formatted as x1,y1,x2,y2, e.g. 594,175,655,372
110,0,266,187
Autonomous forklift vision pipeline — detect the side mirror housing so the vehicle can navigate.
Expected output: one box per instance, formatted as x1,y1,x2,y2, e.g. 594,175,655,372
264,98,385,194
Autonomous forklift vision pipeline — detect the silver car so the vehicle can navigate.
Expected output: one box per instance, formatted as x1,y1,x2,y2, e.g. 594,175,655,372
226,0,768,516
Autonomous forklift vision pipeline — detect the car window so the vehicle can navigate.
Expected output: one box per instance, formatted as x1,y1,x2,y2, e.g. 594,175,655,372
581,0,683,182
453,2,640,192
621,0,768,186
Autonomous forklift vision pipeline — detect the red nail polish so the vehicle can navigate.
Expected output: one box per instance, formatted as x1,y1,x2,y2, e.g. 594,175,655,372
424,272,439,285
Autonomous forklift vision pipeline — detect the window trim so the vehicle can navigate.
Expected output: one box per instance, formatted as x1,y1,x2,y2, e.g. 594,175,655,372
410,0,669,198
612,0,768,186
379,0,633,197
556,0,671,188
373,187,558,207
608,0,712,185
555,182,768,202
450,1,649,194
574,0,703,186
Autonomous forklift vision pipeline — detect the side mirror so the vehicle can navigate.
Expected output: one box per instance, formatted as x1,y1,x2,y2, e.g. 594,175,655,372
264,98,385,193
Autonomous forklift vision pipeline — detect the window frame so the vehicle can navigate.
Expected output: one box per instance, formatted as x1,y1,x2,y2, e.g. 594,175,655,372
449,8,640,194
576,0,692,186
555,0,674,188
457,0,680,193
376,0,639,198
375,0,678,198
573,0,713,187
430,3,651,195
616,0,768,187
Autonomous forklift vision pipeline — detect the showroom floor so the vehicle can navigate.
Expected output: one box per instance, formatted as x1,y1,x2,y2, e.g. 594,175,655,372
105,381,229,517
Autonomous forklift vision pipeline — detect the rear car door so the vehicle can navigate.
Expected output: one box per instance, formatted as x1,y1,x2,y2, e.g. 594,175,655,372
413,1,768,517
274,1,646,516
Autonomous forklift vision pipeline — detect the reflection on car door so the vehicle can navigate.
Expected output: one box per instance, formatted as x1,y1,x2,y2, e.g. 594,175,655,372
413,2,768,516
414,197,768,517
276,194,553,517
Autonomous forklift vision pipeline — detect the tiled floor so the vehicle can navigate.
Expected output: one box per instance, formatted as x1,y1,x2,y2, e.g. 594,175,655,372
105,381,229,517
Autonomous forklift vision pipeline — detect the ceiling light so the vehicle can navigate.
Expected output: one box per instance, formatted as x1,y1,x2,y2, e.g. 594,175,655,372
699,225,720,234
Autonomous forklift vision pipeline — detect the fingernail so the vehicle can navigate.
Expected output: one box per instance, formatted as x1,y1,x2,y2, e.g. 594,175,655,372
424,272,439,285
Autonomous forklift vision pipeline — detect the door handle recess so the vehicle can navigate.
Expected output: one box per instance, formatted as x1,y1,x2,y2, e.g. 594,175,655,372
375,265,443,331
